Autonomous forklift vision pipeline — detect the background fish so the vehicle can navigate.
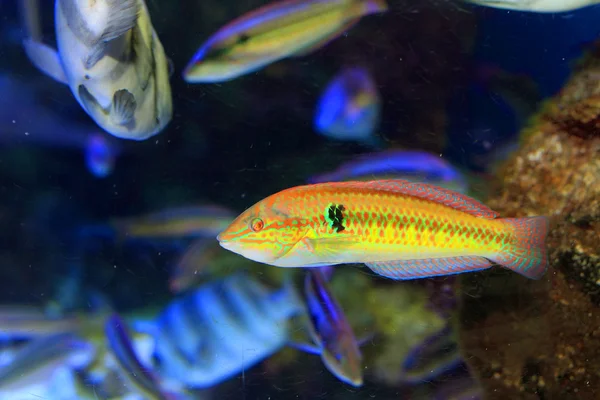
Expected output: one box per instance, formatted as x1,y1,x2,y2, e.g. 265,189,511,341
464,0,600,12
169,238,223,293
183,0,389,83
133,273,303,389
111,204,235,240
85,132,116,178
0,332,95,398
300,269,364,386
308,150,469,194
22,0,173,140
217,180,549,281
315,66,382,147
105,313,184,400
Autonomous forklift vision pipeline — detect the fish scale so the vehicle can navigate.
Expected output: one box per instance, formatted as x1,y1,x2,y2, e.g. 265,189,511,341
283,186,509,259
218,179,549,280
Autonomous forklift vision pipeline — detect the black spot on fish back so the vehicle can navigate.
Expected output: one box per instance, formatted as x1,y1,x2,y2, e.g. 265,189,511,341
325,204,346,233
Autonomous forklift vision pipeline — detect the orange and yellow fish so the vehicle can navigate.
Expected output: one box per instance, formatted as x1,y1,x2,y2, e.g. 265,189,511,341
217,180,549,280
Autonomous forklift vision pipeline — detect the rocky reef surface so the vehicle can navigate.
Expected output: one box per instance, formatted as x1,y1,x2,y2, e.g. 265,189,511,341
458,45,600,399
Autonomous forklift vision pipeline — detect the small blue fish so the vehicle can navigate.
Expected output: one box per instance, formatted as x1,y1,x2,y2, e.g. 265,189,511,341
315,67,382,147
85,133,117,178
308,150,469,193
133,273,303,389
291,269,365,386
111,204,236,240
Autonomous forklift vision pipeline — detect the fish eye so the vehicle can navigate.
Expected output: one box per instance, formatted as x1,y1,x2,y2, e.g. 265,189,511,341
250,218,264,232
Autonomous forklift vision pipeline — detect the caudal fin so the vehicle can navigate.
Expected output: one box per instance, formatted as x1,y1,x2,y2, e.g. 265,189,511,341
490,216,549,279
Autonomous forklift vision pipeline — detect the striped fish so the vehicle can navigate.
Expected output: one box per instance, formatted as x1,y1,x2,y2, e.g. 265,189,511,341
22,0,172,140
133,273,303,388
217,179,549,280
183,0,388,83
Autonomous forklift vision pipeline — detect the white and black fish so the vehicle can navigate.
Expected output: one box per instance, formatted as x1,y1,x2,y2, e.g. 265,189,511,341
133,273,303,389
22,0,173,141
464,0,600,12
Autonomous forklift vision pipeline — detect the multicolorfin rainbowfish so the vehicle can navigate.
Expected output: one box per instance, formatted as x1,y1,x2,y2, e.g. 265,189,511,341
308,150,469,194
111,204,235,240
217,179,549,280
291,269,364,386
183,0,389,83
22,0,173,140
315,67,382,147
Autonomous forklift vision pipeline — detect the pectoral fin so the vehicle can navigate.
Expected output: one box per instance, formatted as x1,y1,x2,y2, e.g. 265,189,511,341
110,89,136,125
22,38,68,84
301,236,361,259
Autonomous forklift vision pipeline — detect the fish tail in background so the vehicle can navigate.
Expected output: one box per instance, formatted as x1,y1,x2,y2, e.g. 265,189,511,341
354,0,389,15
490,216,550,279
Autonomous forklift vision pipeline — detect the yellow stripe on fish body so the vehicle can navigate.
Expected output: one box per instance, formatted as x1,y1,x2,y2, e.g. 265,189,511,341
217,180,549,280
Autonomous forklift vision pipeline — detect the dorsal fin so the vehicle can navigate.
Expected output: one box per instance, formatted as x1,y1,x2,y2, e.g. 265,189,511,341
321,179,499,219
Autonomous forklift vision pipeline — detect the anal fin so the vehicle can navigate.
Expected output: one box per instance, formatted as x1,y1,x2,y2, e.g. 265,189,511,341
22,38,68,84
365,256,492,280
111,89,137,125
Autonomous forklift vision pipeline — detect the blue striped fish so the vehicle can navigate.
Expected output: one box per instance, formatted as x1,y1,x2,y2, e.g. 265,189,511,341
133,273,303,389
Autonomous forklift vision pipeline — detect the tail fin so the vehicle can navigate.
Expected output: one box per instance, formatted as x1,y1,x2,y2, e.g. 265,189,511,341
358,0,389,15
490,216,549,279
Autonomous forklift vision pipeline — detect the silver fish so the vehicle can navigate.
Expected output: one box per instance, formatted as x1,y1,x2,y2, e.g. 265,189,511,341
133,272,303,389
0,332,95,398
464,0,600,12
22,0,173,140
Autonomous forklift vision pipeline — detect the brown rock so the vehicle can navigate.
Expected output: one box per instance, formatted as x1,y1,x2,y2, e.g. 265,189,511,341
458,45,600,400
